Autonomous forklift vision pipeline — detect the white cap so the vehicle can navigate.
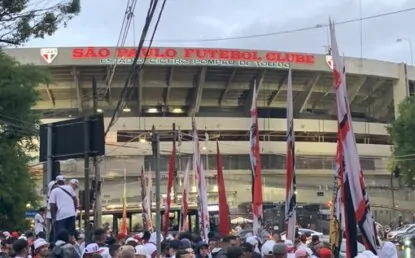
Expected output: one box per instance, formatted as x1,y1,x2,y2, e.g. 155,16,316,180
69,179,79,186
261,240,276,256
56,175,65,181
2,231,10,238
34,239,49,250
246,236,258,246
18,236,27,240
135,232,143,239
47,181,55,189
135,245,147,255
126,237,137,243
83,243,99,254
285,239,294,248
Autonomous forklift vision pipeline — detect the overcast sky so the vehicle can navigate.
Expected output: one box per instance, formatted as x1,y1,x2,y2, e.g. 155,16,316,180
27,0,415,64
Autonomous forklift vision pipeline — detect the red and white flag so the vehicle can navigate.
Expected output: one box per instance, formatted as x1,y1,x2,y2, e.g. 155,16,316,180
249,80,263,234
163,140,176,236
285,68,297,242
192,119,210,241
179,159,191,232
216,141,230,237
329,19,379,258
140,165,152,230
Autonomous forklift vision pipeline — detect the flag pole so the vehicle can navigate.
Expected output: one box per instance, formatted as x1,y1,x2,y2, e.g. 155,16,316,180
172,123,178,203
151,125,162,254
285,67,297,242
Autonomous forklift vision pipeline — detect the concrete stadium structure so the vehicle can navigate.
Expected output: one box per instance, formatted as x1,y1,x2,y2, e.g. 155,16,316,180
8,46,415,209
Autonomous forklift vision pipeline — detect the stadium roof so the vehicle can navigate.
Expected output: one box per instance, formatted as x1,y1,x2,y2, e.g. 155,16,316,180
5,46,413,122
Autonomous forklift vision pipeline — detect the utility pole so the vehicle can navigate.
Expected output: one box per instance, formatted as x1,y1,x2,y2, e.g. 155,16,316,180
83,115,91,240
172,123,178,203
46,124,53,241
92,77,102,229
151,125,161,255
391,174,396,220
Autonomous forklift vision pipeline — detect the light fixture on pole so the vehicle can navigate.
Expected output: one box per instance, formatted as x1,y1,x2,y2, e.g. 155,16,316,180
396,38,414,65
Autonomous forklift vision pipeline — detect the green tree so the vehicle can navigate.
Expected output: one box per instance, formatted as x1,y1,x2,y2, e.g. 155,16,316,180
0,0,80,45
386,95,415,186
0,0,80,230
0,51,52,230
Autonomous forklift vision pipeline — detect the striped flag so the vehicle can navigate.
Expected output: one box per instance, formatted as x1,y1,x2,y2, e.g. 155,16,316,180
163,141,176,236
146,166,153,230
192,118,210,241
329,140,343,255
141,166,153,231
179,160,191,232
329,19,379,258
285,68,297,242
120,168,128,235
249,80,263,234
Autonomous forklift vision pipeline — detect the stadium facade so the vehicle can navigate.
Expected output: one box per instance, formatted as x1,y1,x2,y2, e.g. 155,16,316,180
7,46,415,208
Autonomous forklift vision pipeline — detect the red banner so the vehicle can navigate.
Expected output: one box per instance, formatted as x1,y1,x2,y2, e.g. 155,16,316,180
163,143,176,236
216,141,230,237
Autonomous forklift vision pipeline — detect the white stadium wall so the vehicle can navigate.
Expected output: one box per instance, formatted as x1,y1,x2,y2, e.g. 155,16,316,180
104,141,390,157
39,117,391,158
42,117,389,137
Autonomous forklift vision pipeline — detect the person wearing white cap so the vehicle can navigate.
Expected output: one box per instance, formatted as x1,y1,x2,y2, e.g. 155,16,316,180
135,245,149,258
46,180,57,241
49,175,78,241
245,236,260,254
82,243,100,257
69,179,80,191
33,238,49,258
143,232,164,258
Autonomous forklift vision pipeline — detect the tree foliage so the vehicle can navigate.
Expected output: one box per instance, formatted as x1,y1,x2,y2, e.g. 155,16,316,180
0,51,52,230
386,96,415,186
0,0,80,45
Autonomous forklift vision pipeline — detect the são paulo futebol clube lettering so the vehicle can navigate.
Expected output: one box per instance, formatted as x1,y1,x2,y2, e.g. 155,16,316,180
71,47,315,69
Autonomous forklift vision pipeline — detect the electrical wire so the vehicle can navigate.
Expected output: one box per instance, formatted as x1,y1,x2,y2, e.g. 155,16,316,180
149,6,415,43
101,0,139,100
105,0,166,137
126,0,167,102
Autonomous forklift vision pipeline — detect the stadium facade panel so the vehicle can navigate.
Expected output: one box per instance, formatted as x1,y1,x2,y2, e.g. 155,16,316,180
8,47,413,177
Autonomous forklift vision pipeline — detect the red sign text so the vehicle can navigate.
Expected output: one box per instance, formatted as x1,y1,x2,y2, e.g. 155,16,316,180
71,47,315,65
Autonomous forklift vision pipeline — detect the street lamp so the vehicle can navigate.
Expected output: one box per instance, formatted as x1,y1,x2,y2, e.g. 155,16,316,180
396,38,414,65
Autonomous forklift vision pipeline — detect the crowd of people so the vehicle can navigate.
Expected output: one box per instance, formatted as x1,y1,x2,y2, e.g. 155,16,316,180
0,175,402,258
0,227,401,258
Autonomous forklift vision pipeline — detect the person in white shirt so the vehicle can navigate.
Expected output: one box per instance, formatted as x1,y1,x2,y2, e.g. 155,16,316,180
46,175,65,241
49,177,78,242
34,207,46,237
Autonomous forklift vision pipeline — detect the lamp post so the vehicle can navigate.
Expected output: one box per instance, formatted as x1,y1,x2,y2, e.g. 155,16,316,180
397,38,414,65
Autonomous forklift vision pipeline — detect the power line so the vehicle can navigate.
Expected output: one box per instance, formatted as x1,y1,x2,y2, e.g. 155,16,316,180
149,7,415,43
102,0,138,100
105,0,166,135
105,0,165,136
126,0,168,104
